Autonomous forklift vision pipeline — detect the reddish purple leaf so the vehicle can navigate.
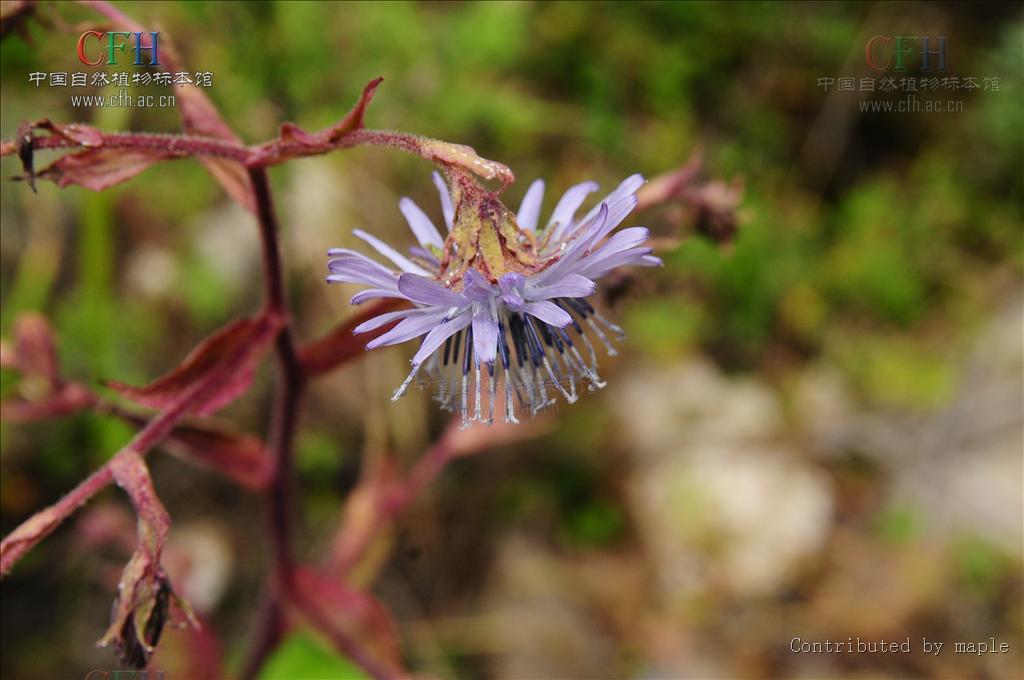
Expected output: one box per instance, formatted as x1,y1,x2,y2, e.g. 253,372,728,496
292,566,405,676
195,156,255,212
0,1,36,40
0,383,96,422
8,313,59,386
1,307,280,577
157,35,255,210
163,421,272,490
685,178,745,245
322,76,383,142
35,147,175,191
327,455,401,573
0,339,14,369
100,450,195,669
30,119,105,147
106,312,283,417
249,78,383,166
0,495,82,576
0,313,97,421
298,298,407,377
635,148,703,212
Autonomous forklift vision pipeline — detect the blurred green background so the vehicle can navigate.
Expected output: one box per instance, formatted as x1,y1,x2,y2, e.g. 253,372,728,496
1,2,1021,679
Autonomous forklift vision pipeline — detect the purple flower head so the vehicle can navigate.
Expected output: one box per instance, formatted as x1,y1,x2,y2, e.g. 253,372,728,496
327,170,661,426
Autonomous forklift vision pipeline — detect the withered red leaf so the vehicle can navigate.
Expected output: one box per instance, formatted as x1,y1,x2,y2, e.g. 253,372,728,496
106,312,283,417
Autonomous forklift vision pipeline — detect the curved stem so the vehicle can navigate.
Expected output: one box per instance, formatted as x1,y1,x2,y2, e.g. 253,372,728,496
249,167,303,587
245,167,299,680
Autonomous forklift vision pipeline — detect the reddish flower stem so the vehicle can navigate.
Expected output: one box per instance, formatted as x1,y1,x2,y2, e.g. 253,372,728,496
243,167,302,674
248,167,398,680
238,595,284,680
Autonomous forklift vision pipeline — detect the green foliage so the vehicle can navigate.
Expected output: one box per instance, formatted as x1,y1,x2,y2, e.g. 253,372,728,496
259,632,369,680
622,297,704,358
874,504,922,545
952,536,1016,596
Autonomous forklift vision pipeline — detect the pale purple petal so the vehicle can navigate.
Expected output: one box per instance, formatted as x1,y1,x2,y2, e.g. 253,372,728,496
521,301,572,328
589,226,651,257
472,307,499,364
353,229,430,275
573,227,650,273
516,179,545,231
411,313,471,366
349,288,408,305
408,246,439,267
527,273,596,300
463,268,496,302
576,174,644,231
399,197,445,249
327,254,400,289
641,254,663,266
432,171,454,231
327,248,397,276
354,307,424,334
590,192,639,243
547,181,599,238
366,309,447,349
498,272,525,308
578,246,656,279
532,203,609,286
397,274,465,307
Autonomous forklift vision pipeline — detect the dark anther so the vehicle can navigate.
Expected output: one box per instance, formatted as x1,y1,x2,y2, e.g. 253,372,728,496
554,299,584,334
451,330,462,368
497,321,511,370
443,335,453,366
462,326,474,376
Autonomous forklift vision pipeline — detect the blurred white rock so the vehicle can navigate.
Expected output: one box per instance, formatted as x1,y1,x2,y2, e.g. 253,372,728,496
617,359,833,599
